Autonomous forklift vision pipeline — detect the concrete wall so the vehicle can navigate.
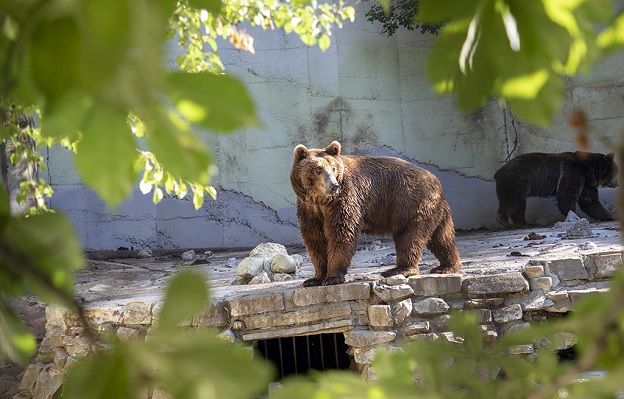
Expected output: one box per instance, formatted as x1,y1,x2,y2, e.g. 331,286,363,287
47,3,622,250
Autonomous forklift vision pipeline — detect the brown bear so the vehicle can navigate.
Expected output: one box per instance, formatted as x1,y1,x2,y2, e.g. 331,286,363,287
494,151,619,228
290,141,462,286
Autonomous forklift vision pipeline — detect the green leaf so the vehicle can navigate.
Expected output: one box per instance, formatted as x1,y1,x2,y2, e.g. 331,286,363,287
0,301,36,365
29,16,80,102
144,105,212,185
419,0,478,24
158,334,274,399
188,0,222,13
80,0,130,90
157,272,208,332
164,72,258,132
597,11,624,53
75,105,137,208
318,34,331,51
0,213,84,305
40,89,92,141
63,344,138,399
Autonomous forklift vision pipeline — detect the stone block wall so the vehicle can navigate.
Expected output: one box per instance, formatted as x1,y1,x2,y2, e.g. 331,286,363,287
15,251,622,398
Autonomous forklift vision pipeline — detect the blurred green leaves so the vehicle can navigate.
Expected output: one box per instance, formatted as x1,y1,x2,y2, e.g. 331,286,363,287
63,272,274,399
420,0,615,125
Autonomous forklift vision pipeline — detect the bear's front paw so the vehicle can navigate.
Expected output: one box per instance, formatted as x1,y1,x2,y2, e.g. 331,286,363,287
302,278,323,287
322,276,345,285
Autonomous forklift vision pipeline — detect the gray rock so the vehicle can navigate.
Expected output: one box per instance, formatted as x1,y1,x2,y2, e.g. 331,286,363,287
403,321,430,336
566,218,592,239
292,254,304,268
250,242,288,260
273,273,293,282
249,272,272,284
393,299,413,325
226,257,238,268
368,305,393,328
137,249,152,258
344,329,396,347
521,291,555,311
236,257,265,278
492,304,523,323
372,282,414,302
546,258,588,281
408,274,462,296
270,254,297,273
462,273,529,297
181,250,196,262
384,275,408,286
412,298,449,316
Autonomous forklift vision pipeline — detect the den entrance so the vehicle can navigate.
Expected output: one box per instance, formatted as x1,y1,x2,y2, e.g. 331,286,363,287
256,333,352,379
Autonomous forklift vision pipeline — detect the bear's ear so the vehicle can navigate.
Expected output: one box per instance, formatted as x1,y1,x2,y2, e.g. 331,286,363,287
325,141,341,156
607,152,615,160
294,144,309,162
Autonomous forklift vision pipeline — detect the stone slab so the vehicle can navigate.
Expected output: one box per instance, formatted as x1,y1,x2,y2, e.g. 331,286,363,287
462,273,529,297
228,293,284,317
292,282,371,307
408,274,462,296
241,319,355,341
243,302,352,330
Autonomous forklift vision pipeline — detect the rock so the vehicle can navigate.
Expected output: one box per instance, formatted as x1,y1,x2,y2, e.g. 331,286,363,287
584,252,622,279
137,249,152,258
295,269,315,279
292,254,304,268
249,242,288,260
181,250,196,262
270,254,297,273
508,344,534,355
204,250,214,257
217,328,236,344
523,265,545,279
123,301,153,325
412,298,449,316
554,210,582,228
393,299,413,325
344,329,396,347
384,275,408,286
372,282,414,302
492,304,523,323
236,257,265,279
226,257,238,268
579,241,598,251
117,326,142,341
273,273,293,282
529,276,552,291
462,273,529,297
546,258,589,281
566,219,592,239
521,291,555,311
403,321,430,336
408,275,462,296
352,347,378,365
249,272,272,284
368,305,393,329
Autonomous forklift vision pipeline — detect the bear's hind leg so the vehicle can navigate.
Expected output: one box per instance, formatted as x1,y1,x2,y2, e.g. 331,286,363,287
428,210,462,274
382,226,426,278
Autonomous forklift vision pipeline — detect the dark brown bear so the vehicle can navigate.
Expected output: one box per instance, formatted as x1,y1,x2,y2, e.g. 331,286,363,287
494,151,619,228
290,141,462,287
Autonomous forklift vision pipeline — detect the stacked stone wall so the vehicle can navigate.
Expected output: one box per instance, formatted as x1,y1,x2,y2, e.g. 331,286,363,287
14,251,622,399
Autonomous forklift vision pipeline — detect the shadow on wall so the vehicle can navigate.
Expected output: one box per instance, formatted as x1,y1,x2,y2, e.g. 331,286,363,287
51,185,300,250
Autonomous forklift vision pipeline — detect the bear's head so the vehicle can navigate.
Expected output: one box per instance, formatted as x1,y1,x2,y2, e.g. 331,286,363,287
290,141,345,204
601,153,619,188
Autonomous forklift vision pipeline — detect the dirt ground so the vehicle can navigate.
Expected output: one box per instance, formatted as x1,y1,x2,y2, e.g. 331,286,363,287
1,221,622,398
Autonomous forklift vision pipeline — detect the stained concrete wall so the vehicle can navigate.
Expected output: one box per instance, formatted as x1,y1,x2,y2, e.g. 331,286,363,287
47,3,622,250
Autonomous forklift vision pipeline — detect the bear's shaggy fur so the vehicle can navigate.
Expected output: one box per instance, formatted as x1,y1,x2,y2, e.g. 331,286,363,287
494,151,619,228
290,141,462,287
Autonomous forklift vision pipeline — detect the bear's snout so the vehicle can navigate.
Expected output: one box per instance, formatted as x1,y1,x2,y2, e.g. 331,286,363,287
323,174,340,195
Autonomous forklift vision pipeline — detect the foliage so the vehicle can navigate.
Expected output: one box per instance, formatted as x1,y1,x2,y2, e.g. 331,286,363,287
2,0,624,398
419,0,617,126
0,0,355,374
62,272,274,399
365,0,440,37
